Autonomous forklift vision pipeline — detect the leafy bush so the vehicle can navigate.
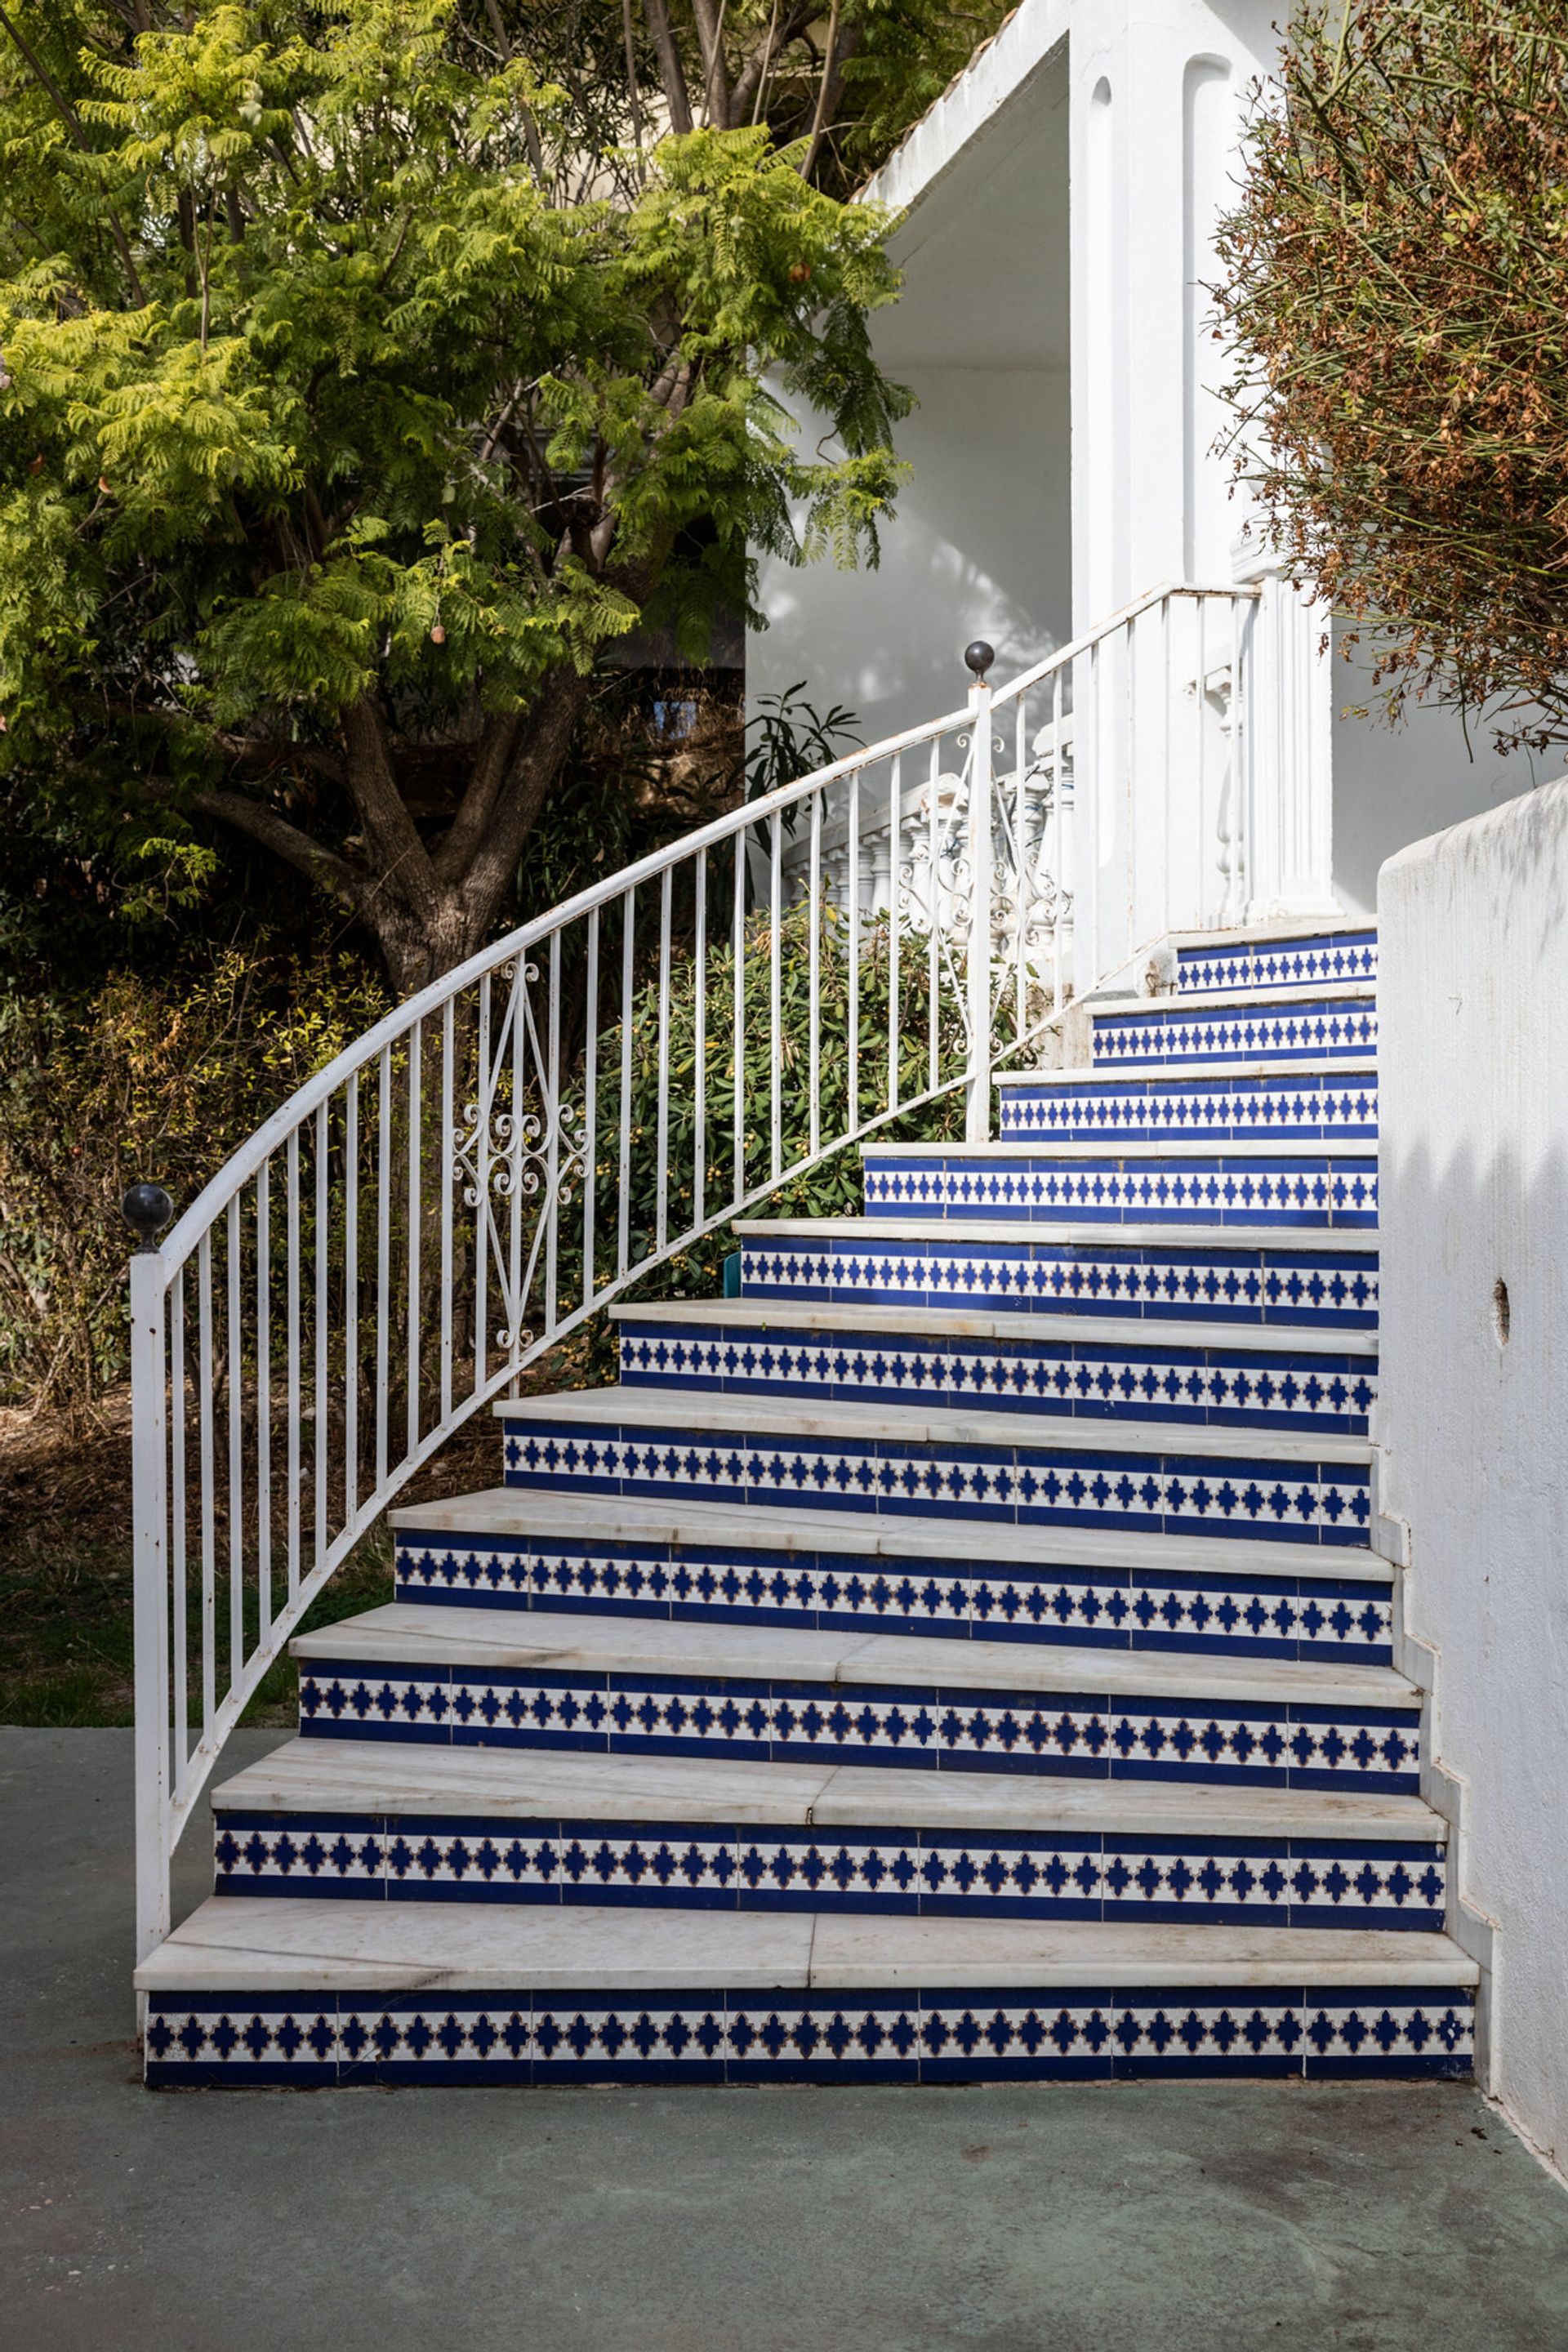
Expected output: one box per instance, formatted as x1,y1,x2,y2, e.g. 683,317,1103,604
0,942,389,1407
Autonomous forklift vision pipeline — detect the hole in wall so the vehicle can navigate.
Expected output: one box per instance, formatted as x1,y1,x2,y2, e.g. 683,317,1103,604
1492,1277,1511,1349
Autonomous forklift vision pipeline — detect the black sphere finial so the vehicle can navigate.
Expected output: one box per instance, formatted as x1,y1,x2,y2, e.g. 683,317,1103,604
964,639,995,681
122,1181,174,1252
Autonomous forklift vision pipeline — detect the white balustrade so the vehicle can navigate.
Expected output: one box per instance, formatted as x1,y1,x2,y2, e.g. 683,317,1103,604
124,577,1273,1988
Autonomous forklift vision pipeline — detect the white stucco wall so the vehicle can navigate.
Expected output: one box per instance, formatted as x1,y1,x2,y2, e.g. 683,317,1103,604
1377,777,1568,2173
749,37,1071,748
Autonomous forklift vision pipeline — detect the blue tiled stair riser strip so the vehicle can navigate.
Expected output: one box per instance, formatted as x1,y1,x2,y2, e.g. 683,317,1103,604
500,1419,1372,1548
996,1071,1379,1143
617,1323,1377,1435
860,1153,1377,1228
297,1661,1419,1790
394,1533,1392,1662
1091,1000,1376,1068
1176,933,1378,996
739,1236,1379,1330
214,1814,1446,1929
145,1983,1472,2086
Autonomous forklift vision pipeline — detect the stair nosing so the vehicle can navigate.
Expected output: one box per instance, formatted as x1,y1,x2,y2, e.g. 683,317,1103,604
862,1137,1378,1160
735,1214,1381,1249
994,1058,1377,1090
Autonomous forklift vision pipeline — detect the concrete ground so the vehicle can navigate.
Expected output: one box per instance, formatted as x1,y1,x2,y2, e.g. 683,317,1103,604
5,1731,1568,2352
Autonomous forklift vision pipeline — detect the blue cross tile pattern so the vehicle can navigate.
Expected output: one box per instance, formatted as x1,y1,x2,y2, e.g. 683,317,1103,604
213,1810,1446,1930
145,1982,1472,2085
738,1235,1380,1330
394,1531,1392,1661
996,1070,1379,1143
500,1417,1373,1547
860,1151,1378,1227
617,1321,1377,1433
297,1658,1420,1789
1176,932,1379,996
1091,999,1376,1068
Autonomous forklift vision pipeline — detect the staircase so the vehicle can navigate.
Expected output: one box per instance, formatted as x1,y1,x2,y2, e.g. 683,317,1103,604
136,920,1479,2086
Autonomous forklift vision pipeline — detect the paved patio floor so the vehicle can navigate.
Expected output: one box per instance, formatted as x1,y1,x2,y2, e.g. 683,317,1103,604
5,1727,1568,2352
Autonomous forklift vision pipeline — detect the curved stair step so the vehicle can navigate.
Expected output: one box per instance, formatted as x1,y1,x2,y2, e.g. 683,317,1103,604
138,1900,1476,2084
211,1739,1450,1929
292,1606,1421,1792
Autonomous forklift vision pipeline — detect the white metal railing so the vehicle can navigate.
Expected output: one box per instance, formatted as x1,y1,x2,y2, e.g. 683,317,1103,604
124,579,1258,1973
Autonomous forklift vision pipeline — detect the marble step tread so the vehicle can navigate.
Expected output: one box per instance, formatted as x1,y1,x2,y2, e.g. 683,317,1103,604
387,1486,1392,1584
1089,981,1374,1016
737,1214,1379,1251
292,1602,1414,1708
993,1060,1377,1091
863,1137,1377,1161
608,1301,1378,1357
213,1737,1446,1841
494,1386,1371,1468
136,1898,1472,1994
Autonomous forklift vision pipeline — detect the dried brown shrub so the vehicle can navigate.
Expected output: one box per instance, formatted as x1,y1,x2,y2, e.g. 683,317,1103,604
1214,0,1568,750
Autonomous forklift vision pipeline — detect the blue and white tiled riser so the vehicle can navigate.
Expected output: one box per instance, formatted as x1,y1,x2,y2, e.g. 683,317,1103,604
145,1984,1472,2085
738,1234,1380,1330
860,1152,1377,1227
1091,1000,1376,1067
395,1535,1392,1661
297,1663,1419,1788
996,1070,1379,1142
617,1324,1376,1434
501,1419,1372,1546
215,1815,1445,1928
1176,932,1378,995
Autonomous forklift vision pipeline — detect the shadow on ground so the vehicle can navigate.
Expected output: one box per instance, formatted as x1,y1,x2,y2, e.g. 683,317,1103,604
5,1727,1567,2352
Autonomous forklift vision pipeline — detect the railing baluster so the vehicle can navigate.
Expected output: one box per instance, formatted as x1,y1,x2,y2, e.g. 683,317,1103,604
544,926,562,1334
255,1159,271,1646
406,1019,421,1459
345,1073,359,1520
170,1266,187,1789
732,831,746,1209
808,795,821,1161
692,853,706,1227
847,768,860,1138
582,910,599,1307
506,962,525,1360
226,1192,243,1695
618,888,635,1279
657,869,672,1254
286,1128,301,1605
887,754,901,1116
314,1101,329,1558
198,1232,215,1736
768,808,782,1182
928,737,942,1085
473,975,490,1395
439,1002,454,1427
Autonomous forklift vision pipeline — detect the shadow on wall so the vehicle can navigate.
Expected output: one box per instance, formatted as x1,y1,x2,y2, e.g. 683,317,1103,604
1377,778,1568,2174
1333,634,1548,917
752,368,1071,742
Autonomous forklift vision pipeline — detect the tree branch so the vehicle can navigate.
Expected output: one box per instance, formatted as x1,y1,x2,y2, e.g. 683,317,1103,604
191,787,367,909
430,709,525,888
643,0,693,133
338,694,439,921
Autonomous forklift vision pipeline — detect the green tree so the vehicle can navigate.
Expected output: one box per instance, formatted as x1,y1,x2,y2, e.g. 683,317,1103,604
1214,0,1568,752
0,0,977,992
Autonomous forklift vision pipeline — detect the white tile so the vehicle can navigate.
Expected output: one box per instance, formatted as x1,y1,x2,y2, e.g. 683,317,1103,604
495,1386,1370,1466
805,1766,1442,1840
804,1915,1474,1990
136,1898,817,1993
